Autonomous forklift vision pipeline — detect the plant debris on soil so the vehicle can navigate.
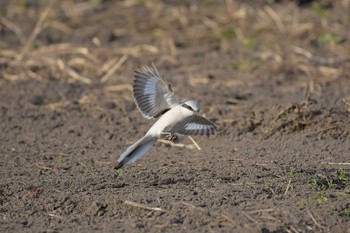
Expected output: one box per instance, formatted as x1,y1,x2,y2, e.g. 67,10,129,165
0,0,350,232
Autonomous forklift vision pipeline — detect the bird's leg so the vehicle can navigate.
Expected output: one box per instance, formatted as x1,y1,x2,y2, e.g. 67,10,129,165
162,132,178,142
161,132,178,142
161,132,172,140
168,134,178,142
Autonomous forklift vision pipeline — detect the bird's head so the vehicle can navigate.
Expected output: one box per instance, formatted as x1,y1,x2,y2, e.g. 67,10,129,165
180,100,200,114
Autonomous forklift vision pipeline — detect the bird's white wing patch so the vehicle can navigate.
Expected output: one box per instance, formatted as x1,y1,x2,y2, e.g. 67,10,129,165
178,115,216,136
133,65,178,119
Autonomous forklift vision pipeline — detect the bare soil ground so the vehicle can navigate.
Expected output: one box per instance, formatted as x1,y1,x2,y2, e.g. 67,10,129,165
1,0,350,232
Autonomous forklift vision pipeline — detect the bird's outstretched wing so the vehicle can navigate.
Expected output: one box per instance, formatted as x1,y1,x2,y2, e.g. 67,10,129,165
133,65,178,119
178,115,216,136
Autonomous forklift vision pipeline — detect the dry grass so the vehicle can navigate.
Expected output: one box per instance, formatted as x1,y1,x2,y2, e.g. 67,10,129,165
1,0,349,89
124,200,166,212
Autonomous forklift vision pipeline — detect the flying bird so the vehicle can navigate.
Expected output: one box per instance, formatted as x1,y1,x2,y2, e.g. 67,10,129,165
115,65,216,170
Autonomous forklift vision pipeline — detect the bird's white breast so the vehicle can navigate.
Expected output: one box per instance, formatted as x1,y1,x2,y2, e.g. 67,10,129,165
147,105,194,136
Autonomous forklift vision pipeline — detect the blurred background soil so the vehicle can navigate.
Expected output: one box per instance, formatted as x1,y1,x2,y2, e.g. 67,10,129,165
0,0,349,232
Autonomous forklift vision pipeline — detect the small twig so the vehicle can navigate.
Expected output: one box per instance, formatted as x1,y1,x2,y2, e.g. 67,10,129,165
274,104,294,121
46,21,73,34
105,84,132,92
157,139,194,149
101,54,128,83
35,163,54,170
289,225,300,233
98,57,119,76
44,152,69,156
57,59,91,84
94,160,111,165
181,201,206,212
48,213,64,219
243,212,258,224
231,182,256,186
307,209,324,229
1,17,25,44
321,162,350,165
216,119,237,123
217,211,235,225
264,6,285,33
77,161,87,167
26,70,44,82
17,0,56,60
283,178,292,196
52,188,61,193
188,136,201,151
294,46,349,65
260,214,279,221
31,43,89,56
248,208,275,214
304,125,337,137
343,97,350,112
44,100,70,110
124,200,166,212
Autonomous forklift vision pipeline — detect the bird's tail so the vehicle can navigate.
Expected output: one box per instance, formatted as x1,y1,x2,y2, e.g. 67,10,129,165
115,134,157,170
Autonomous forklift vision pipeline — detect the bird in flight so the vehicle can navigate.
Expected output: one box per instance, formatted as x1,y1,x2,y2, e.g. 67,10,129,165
115,64,216,170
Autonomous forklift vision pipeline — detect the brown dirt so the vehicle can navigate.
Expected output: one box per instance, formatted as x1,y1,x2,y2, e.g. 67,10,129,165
1,0,350,232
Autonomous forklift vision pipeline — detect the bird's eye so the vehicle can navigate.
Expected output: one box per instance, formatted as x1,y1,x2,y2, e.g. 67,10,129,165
182,104,194,111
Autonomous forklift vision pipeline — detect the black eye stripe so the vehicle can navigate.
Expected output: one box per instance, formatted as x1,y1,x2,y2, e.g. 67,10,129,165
182,104,194,111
